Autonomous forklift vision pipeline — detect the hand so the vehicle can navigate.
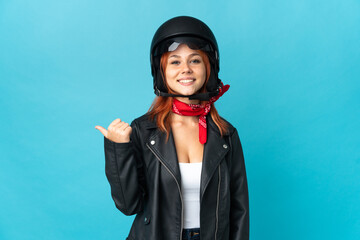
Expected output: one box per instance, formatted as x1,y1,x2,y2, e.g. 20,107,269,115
95,118,132,143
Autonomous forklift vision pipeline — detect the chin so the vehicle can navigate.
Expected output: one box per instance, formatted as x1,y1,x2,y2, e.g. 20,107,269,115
177,91,197,96
169,84,204,96
178,87,202,96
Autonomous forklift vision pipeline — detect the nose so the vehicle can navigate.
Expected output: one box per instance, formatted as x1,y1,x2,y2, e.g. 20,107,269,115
182,62,193,74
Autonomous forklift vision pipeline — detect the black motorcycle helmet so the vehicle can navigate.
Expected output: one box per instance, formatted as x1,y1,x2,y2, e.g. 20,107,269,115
150,16,222,101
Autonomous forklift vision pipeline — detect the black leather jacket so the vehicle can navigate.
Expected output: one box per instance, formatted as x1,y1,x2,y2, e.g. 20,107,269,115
104,113,249,240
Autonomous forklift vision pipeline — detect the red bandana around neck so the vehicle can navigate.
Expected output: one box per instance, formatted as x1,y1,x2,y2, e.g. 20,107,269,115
171,83,230,144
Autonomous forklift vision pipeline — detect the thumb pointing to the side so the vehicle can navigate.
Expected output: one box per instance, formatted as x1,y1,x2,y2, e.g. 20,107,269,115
95,125,108,138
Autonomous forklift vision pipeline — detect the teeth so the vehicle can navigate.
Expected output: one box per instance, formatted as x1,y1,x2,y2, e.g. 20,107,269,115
179,79,194,83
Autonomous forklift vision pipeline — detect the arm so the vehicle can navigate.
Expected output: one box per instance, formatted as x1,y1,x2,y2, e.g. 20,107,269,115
104,120,146,216
229,129,250,239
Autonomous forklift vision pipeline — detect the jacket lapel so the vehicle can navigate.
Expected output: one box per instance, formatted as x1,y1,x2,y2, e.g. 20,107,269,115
146,125,182,185
200,116,230,199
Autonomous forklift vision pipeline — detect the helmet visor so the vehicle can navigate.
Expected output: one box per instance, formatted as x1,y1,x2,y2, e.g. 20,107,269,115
153,36,215,57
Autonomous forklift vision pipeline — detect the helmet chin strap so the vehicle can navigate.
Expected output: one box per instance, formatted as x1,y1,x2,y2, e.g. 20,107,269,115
154,87,220,101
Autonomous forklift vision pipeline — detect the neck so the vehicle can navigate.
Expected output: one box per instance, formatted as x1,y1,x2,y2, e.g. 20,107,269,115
170,112,198,125
174,97,201,105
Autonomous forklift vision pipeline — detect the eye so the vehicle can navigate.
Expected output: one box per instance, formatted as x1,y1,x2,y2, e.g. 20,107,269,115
170,60,180,65
191,58,202,64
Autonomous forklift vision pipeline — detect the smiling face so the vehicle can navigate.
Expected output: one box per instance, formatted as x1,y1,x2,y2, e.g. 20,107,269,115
164,44,207,98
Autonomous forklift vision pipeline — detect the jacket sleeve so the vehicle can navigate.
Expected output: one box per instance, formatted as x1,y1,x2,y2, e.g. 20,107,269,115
104,120,146,216
229,128,250,240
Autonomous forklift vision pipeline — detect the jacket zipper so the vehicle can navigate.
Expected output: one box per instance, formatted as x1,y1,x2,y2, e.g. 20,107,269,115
215,165,221,240
146,143,184,240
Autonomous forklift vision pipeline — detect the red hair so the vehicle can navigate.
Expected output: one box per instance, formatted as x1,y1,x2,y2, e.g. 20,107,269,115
148,49,228,140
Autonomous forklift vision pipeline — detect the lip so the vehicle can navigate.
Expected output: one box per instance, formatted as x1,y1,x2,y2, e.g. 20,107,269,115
178,77,195,81
177,78,195,86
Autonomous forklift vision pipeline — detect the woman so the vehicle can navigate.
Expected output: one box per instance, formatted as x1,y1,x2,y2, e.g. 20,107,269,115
95,16,249,240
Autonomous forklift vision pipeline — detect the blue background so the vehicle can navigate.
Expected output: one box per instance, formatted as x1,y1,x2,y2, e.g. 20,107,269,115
1,0,359,239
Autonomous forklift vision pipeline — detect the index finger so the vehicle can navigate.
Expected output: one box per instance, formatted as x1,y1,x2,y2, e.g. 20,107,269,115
109,118,121,128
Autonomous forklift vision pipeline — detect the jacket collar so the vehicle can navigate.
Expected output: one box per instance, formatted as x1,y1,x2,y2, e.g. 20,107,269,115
145,115,230,201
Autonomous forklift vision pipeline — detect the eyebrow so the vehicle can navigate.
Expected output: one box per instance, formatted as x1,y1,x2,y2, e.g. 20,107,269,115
168,53,200,58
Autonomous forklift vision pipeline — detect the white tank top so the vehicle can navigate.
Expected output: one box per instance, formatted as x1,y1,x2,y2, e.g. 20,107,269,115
179,162,202,229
